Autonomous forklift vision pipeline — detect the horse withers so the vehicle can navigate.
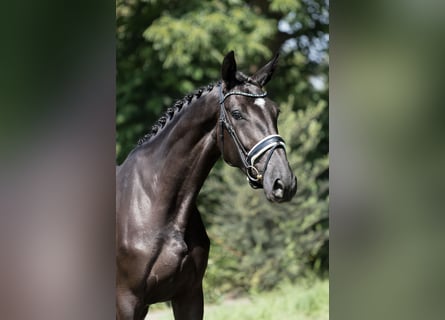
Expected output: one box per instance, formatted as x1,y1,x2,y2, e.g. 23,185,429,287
116,51,297,320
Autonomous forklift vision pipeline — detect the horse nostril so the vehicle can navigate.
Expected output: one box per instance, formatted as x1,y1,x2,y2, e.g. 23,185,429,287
273,179,284,199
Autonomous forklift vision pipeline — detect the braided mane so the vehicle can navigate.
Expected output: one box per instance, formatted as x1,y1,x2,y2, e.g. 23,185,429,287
137,72,258,146
137,82,219,145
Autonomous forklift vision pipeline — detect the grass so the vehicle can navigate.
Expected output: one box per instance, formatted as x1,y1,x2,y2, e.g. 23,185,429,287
147,279,329,320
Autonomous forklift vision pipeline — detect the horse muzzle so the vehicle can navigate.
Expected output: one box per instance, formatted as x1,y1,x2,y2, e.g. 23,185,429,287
269,174,297,202
261,150,297,203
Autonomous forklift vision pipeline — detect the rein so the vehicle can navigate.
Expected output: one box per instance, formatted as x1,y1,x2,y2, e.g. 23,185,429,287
218,84,286,189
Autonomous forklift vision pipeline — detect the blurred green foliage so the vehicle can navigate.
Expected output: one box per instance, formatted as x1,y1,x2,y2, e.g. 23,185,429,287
117,0,328,296
151,279,328,320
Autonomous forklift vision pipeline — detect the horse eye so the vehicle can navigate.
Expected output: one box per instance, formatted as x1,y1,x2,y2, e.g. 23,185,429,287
231,110,243,120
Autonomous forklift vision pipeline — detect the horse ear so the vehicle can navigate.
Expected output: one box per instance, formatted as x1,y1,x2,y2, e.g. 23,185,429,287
221,51,237,88
251,53,279,87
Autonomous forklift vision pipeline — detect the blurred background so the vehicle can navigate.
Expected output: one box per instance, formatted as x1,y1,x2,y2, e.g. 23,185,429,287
331,1,445,319
116,0,329,318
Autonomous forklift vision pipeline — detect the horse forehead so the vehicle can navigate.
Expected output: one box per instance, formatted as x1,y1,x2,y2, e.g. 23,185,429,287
254,98,266,108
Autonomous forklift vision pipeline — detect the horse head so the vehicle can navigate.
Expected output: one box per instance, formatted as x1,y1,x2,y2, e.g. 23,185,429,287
217,51,297,203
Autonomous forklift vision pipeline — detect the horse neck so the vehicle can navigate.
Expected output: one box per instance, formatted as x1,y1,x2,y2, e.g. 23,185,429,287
135,89,221,228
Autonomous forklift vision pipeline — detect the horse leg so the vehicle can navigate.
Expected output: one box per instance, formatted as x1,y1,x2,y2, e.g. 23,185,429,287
116,289,149,320
116,288,136,320
170,208,209,320
171,285,204,320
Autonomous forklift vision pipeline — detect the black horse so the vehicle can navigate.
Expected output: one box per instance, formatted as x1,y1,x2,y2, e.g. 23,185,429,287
116,51,297,320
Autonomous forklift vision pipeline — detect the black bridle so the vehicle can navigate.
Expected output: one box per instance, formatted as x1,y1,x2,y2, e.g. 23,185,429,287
218,84,286,189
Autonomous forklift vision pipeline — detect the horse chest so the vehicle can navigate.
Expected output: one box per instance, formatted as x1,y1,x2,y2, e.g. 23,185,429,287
145,232,198,302
155,233,188,272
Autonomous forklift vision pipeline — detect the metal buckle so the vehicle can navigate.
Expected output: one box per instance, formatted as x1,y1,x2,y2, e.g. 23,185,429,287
247,165,262,182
